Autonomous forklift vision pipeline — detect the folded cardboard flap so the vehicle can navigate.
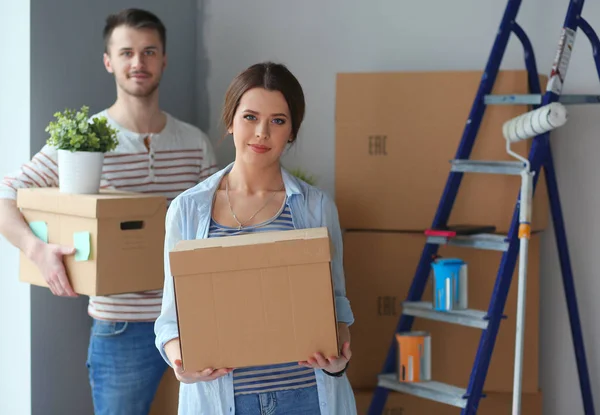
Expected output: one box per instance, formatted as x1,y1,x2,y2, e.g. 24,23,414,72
170,228,332,276
16,187,166,219
174,227,330,251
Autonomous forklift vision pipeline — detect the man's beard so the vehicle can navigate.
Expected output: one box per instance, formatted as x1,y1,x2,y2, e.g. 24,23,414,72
118,73,161,98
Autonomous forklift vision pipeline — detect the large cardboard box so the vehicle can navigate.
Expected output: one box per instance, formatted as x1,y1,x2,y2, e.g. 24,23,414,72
17,188,166,296
150,371,179,415
343,231,539,393
353,389,543,415
335,70,549,232
169,228,339,372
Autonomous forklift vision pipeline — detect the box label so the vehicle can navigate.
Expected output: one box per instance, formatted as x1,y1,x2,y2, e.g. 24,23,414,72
368,135,388,155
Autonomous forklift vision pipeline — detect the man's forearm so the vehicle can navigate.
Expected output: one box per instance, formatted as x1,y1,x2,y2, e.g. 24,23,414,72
0,198,42,259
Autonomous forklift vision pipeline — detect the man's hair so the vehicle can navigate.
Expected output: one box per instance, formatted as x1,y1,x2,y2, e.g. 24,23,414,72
103,8,166,54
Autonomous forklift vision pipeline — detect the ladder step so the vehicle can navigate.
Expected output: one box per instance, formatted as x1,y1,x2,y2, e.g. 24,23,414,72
484,94,600,105
450,160,525,175
427,233,509,252
402,301,489,329
377,373,467,408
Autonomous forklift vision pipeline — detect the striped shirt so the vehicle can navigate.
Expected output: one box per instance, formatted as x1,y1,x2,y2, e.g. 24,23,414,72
0,110,219,322
208,201,317,396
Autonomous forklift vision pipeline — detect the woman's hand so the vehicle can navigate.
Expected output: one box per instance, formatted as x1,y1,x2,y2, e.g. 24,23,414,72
165,338,233,384
298,323,352,374
298,341,352,374
173,359,233,384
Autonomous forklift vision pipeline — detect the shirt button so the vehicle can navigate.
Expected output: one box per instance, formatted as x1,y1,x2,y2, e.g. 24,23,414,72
150,165,154,169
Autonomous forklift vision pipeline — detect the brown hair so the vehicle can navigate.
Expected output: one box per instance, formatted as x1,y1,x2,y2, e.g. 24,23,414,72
221,62,305,142
103,8,167,54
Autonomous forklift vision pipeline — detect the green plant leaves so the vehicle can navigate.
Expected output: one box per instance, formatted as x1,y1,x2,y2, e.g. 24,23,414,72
45,105,119,153
287,167,317,186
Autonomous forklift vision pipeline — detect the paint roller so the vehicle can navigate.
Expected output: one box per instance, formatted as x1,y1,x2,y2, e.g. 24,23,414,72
504,101,567,415
502,102,568,142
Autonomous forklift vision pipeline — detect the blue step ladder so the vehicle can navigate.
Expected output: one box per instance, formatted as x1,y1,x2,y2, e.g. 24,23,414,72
368,0,600,414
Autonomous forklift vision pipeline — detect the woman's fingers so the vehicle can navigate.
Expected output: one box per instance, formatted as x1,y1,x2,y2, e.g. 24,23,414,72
313,353,330,367
341,341,352,361
174,362,233,383
207,368,232,380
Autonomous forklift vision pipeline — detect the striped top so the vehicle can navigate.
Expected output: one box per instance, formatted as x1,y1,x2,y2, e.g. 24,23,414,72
0,110,219,322
208,201,317,396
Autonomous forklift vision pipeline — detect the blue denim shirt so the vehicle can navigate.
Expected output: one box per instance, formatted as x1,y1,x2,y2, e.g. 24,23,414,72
154,162,357,415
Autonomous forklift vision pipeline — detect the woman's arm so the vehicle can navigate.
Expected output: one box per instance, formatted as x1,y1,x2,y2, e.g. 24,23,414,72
154,197,185,366
321,193,355,326
154,196,233,383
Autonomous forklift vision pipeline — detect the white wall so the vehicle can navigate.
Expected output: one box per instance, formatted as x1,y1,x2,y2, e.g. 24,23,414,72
537,2,600,415
0,1,31,414
201,1,600,414
201,0,547,192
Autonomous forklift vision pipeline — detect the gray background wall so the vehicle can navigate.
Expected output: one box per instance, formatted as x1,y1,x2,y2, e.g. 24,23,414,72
28,1,198,413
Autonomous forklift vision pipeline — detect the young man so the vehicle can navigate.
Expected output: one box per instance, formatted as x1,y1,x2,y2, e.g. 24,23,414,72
0,8,218,415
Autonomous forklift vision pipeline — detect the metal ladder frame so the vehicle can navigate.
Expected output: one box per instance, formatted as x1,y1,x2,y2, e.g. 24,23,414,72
368,0,600,413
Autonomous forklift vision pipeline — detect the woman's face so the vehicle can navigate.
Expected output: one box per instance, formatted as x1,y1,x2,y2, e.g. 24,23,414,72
229,87,293,168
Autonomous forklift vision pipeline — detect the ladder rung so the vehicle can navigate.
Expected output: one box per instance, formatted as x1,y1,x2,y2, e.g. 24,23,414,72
377,374,467,408
427,233,509,252
484,94,600,105
402,301,489,329
450,160,525,175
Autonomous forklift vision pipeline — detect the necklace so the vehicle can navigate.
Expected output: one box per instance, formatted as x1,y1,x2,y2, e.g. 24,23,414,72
225,175,284,230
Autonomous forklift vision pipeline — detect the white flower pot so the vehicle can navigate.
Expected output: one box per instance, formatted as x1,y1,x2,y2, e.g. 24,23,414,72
57,149,104,194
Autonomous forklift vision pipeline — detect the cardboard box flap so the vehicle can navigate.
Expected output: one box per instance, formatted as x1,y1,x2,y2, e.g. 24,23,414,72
170,228,332,276
335,69,531,127
17,188,166,219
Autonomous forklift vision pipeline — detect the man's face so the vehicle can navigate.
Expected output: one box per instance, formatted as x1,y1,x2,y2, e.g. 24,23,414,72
103,25,166,98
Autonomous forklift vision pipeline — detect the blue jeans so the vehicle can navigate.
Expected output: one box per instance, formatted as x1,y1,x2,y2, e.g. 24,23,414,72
86,319,168,415
234,386,322,415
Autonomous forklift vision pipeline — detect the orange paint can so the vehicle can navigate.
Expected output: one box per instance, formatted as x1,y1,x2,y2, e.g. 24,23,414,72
396,331,431,382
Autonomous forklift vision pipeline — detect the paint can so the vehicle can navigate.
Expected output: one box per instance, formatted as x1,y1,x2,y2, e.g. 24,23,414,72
431,258,468,311
396,331,431,382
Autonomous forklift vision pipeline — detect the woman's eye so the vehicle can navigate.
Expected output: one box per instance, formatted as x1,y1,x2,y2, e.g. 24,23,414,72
243,114,257,121
272,118,286,125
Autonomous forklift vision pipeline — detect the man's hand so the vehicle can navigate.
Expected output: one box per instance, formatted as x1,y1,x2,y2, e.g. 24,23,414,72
29,239,77,297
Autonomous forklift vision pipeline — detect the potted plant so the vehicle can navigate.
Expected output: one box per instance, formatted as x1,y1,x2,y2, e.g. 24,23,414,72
46,105,119,194
287,167,317,186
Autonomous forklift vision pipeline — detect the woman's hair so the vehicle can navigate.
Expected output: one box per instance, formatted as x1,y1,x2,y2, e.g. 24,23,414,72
221,62,305,142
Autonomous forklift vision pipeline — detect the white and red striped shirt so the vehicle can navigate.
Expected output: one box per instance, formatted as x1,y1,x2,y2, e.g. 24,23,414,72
0,110,219,322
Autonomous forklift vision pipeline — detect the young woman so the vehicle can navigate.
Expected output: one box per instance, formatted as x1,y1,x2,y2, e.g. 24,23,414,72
155,62,357,415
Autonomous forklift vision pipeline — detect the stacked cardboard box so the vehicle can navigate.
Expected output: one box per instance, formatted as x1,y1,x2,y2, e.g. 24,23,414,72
353,389,543,415
150,371,179,415
335,70,545,413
